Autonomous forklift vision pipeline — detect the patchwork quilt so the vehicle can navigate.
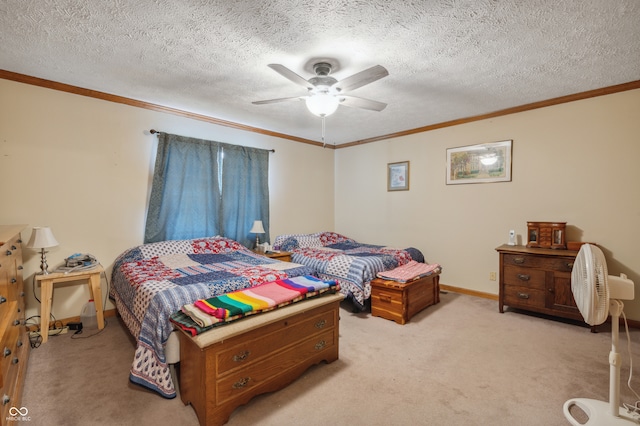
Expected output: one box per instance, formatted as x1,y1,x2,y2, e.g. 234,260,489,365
273,232,425,310
109,236,311,398
171,275,340,335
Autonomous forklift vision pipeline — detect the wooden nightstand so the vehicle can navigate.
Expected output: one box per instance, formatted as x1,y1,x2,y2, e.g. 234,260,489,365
254,250,292,262
35,265,105,343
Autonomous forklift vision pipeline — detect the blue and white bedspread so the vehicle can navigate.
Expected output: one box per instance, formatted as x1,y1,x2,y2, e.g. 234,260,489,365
273,232,425,310
109,236,311,398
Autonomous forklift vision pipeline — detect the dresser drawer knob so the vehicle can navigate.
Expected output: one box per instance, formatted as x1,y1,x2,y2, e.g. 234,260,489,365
17,340,23,348
513,257,525,264
517,274,530,281
0,296,6,304
13,319,20,326
11,358,18,365
232,351,250,362
232,377,250,389
6,250,12,256
566,262,574,269
10,278,17,284
3,347,11,357
314,340,327,350
517,293,530,300
18,265,23,270
2,395,9,406
315,319,327,329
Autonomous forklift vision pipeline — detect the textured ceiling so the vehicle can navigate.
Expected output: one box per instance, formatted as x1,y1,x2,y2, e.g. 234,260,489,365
1,1,639,145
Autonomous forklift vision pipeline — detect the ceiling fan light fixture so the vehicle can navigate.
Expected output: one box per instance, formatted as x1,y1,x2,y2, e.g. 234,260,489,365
305,93,339,117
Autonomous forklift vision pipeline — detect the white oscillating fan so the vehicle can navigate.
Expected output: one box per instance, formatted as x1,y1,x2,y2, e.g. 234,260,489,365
563,244,639,425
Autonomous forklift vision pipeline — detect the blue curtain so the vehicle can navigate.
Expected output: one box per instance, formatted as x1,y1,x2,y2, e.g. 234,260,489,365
144,133,269,247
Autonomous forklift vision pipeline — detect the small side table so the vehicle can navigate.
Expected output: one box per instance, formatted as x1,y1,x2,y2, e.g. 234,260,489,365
253,250,292,262
35,265,105,343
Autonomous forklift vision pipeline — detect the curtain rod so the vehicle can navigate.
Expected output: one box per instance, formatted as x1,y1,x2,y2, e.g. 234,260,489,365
150,129,275,152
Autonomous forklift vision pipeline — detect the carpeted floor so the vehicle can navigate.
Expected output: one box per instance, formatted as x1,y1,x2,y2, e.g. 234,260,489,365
21,291,640,425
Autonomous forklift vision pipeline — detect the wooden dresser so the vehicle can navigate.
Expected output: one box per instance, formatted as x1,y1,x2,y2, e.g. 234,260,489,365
0,225,29,422
496,244,582,322
178,293,343,426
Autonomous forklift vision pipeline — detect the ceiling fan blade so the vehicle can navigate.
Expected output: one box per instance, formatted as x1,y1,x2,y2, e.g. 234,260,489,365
333,65,389,92
267,64,313,90
252,96,305,105
339,95,387,111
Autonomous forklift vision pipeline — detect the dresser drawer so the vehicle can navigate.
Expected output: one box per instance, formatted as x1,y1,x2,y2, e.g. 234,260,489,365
216,328,336,405
503,253,574,272
503,285,546,309
216,306,336,375
503,265,546,290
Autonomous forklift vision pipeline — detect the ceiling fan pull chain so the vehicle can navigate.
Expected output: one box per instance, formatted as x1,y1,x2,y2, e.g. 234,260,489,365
322,116,326,147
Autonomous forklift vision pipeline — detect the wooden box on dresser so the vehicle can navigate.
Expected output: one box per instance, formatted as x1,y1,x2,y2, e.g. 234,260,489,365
0,225,29,423
178,292,343,426
496,244,582,322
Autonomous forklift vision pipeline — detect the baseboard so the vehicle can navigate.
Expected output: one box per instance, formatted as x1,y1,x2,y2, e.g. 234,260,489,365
439,283,498,301
439,283,640,329
26,308,118,332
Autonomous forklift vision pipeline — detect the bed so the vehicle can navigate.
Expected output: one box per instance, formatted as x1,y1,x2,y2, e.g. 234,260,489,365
109,236,311,398
273,232,434,310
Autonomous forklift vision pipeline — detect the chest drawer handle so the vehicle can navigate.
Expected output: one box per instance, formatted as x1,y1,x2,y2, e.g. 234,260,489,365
517,292,530,299
232,377,250,389
11,358,18,365
6,250,12,256
315,340,327,351
2,395,9,406
0,296,6,304
517,274,530,281
3,347,11,357
232,351,250,362
566,262,574,269
11,278,17,284
513,257,525,264
315,319,327,329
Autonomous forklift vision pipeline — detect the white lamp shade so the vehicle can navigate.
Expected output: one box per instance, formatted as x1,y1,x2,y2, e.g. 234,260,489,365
26,227,59,249
249,220,265,234
306,93,340,117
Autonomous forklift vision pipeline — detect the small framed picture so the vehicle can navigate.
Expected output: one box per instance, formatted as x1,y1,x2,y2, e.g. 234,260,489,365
387,161,410,191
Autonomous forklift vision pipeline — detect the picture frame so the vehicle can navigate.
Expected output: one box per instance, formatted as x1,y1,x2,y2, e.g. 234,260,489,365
446,140,512,185
387,161,410,191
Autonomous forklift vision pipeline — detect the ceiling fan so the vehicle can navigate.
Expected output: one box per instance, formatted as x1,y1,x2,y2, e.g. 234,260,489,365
252,62,389,118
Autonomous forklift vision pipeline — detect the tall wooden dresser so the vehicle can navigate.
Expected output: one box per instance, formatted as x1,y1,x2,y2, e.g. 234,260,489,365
0,225,29,422
496,244,582,322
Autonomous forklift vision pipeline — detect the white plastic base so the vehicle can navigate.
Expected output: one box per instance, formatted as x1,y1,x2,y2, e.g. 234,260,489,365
564,398,640,425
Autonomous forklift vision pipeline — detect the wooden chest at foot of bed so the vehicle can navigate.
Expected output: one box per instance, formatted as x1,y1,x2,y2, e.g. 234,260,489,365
370,274,440,325
177,292,344,426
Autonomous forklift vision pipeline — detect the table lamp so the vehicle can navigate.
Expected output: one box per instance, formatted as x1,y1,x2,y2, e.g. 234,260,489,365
26,226,59,274
249,220,265,249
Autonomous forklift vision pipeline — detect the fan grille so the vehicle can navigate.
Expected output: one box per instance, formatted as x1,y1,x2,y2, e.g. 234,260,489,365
571,244,609,325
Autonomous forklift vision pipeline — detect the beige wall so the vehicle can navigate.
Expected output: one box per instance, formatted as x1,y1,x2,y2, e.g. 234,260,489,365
335,88,640,319
0,79,335,320
3,77,639,323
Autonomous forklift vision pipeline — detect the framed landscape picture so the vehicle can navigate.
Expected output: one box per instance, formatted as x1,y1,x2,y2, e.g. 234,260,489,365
387,161,409,191
446,140,512,185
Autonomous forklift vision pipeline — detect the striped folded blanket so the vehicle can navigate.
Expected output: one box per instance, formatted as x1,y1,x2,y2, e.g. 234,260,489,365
180,275,339,329
376,260,442,283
